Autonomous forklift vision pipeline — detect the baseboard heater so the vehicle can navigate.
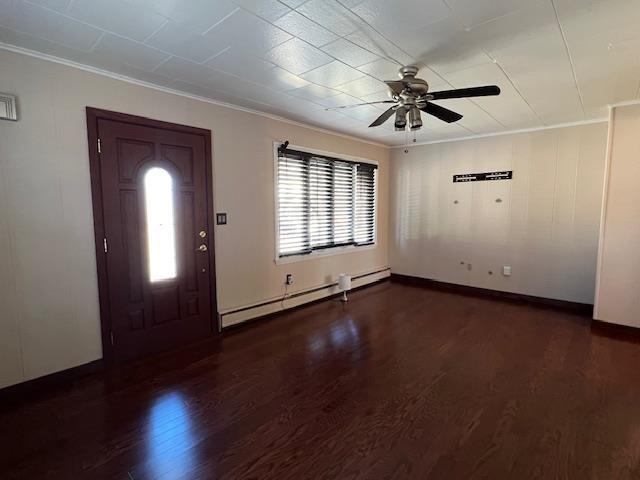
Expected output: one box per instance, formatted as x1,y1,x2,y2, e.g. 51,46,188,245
219,267,391,329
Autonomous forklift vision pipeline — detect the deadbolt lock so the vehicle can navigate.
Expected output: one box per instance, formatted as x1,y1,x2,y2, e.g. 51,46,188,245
199,230,207,238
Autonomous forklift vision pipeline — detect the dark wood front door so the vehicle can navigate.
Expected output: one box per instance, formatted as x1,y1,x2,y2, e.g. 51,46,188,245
87,108,216,363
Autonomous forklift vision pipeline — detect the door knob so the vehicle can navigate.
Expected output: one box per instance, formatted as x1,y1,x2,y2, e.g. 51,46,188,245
197,244,208,252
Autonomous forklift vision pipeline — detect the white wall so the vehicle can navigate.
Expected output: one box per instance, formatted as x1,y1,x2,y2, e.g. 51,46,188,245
0,49,390,388
390,123,607,304
594,104,640,327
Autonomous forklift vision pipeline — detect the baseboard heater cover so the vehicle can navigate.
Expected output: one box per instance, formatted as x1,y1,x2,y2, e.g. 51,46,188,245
220,267,390,328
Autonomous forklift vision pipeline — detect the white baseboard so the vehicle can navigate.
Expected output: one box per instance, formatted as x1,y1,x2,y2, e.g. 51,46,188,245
220,268,390,328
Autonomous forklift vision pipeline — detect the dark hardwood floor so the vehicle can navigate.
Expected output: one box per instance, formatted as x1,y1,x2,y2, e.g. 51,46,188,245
2,280,640,479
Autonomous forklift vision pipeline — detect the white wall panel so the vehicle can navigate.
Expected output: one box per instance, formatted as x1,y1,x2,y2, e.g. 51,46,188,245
595,104,640,327
0,50,389,387
390,122,607,304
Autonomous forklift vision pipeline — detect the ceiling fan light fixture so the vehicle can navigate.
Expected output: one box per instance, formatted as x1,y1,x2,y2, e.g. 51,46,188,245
394,106,407,131
408,107,422,131
326,65,501,131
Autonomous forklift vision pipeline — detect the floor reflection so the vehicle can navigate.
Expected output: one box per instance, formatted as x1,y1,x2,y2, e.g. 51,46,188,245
145,391,197,479
308,316,361,359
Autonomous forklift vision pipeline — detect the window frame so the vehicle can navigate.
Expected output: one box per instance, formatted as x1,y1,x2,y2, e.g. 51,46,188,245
273,142,378,265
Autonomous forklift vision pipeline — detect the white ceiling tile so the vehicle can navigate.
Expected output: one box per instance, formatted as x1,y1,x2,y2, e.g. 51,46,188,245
0,24,89,58
203,8,292,56
434,98,503,133
357,91,395,107
426,47,493,76
205,47,277,82
145,21,228,62
341,103,386,122
254,90,327,114
443,62,541,129
416,122,470,139
264,38,332,75
357,58,402,81
280,0,306,8
168,80,221,99
311,92,361,108
134,0,239,35
350,0,450,38
337,0,366,8
556,0,640,117
321,38,380,67
300,61,364,87
153,56,218,86
0,0,102,51
231,0,291,22
250,66,310,92
287,83,342,101
296,0,363,36
207,70,277,99
335,75,387,97
555,0,640,45
464,1,554,52
345,26,415,67
274,10,338,47
446,0,533,29
387,15,465,63
67,0,168,42
117,67,176,88
92,34,170,71
489,30,584,125
26,0,72,12
2,0,638,145
0,25,177,87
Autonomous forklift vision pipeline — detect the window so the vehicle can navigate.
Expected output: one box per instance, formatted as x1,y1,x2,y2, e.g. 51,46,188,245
144,167,177,282
277,146,377,258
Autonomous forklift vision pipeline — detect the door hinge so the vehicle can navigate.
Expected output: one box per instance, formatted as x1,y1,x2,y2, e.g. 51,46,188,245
103,237,108,253
110,331,114,346
97,138,102,154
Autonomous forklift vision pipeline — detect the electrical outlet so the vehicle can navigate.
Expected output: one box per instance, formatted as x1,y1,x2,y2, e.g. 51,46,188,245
503,266,511,276
285,274,293,285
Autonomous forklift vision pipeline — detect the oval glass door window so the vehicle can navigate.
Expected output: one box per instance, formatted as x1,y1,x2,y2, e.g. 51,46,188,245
144,167,177,282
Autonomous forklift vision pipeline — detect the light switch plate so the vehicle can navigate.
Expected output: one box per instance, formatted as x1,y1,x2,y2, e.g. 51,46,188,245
216,212,227,225
503,266,511,276
0,93,18,121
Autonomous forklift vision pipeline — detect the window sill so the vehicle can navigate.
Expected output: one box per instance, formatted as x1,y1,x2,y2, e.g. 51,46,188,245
275,243,377,265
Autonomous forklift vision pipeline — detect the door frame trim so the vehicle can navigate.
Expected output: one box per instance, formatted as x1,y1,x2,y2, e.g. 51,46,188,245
86,107,218,364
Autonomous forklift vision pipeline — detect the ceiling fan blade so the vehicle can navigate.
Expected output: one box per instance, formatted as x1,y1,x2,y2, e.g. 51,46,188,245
428,85,501,100
325,100,396,111
385,80,405,95
369,106,397,127
420,102,463,123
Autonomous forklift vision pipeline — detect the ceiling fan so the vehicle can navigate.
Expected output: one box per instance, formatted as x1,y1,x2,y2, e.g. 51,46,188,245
327,65,501,131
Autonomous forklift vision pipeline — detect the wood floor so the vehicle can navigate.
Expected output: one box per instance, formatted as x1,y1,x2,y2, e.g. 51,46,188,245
2,280,640,479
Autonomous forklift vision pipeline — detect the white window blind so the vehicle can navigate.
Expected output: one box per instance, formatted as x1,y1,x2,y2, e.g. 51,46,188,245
277,147,377,258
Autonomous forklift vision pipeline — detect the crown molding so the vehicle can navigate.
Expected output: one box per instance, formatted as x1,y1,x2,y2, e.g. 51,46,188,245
390,118,609,148
0,42,390,149
609,99,640,108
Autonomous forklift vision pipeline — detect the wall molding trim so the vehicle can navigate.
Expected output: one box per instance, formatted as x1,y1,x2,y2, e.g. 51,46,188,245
390,118,608,148
608,99,640,108
593,105,615,320
0,42,389,149
220,267,391,328
0,359,103,407
391,274,594,315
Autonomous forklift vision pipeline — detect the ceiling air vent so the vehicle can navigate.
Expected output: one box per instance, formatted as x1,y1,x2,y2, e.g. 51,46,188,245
0,93,18,121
